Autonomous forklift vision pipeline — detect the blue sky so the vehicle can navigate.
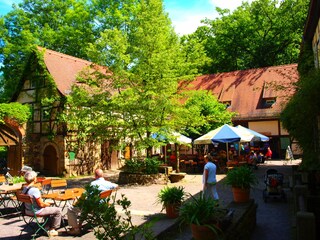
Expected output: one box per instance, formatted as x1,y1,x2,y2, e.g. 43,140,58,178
0,0,252,35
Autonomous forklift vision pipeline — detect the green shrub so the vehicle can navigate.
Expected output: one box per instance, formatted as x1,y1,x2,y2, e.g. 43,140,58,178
124,157,160,174
179,193,227,237
224,166,258,189
124,159,145,173
77,184,154,240
145,157,160,174
157,186,186,209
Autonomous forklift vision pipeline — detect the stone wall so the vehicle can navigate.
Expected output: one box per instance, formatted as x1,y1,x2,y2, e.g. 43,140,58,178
118,172,167,185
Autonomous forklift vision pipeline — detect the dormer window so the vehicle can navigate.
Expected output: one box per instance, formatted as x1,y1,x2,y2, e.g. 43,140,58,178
262,81,277,108
264,98,276,108
222,101,231,108
219,85,234,109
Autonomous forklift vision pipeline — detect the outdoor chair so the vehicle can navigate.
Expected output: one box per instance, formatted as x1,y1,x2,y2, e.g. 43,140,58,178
0,175,6,185
40,179,52,194
50,179,67,193
16,192,49,239
99,189,113,199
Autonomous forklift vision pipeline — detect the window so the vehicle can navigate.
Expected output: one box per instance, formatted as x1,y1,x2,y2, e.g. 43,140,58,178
41,107,51,121
264,99,276,108
222,101,231,108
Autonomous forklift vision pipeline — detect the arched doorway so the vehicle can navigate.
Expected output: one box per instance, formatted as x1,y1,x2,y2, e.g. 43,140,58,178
43,145,58,176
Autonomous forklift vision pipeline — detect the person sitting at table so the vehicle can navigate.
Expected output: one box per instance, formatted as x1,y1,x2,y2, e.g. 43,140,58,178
67,168,118,236
247,151,258,169
22,171,62,237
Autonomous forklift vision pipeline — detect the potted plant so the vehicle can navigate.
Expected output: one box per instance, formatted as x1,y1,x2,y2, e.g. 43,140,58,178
157,186,186,218
225,166,258,202
179,193,228,240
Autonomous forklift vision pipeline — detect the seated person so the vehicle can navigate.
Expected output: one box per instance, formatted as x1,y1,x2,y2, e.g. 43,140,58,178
19,165,33,176
22,171,62,237
257,152,265,163
67,168,118,235
247,151,258,169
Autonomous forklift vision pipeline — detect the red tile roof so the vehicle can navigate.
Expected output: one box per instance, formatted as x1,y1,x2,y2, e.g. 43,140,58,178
37,47,110,96
180,64,299,120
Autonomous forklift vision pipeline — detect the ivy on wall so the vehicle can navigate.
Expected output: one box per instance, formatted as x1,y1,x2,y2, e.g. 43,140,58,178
281,43,320,170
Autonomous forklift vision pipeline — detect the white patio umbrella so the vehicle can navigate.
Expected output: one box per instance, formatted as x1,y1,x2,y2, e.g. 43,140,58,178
235,125,269,142
170,132,192,144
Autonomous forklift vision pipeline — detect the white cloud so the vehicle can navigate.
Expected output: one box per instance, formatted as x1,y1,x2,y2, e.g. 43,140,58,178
209,0,255,12
167,0,256,36
168,9,219,36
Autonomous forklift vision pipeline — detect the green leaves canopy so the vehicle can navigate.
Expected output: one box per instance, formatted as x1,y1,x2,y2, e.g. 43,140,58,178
189,0,308,73
0,102,31,125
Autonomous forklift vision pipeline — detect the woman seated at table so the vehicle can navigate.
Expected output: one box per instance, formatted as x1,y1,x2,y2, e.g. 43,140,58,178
22,171,62,237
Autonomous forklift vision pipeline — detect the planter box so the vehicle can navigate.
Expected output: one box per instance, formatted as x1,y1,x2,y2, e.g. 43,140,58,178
168,173,186,183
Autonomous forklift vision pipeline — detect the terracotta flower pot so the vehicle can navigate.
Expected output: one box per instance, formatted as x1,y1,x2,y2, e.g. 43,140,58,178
232,187,250,203
165,203,181,218
191,223,218,240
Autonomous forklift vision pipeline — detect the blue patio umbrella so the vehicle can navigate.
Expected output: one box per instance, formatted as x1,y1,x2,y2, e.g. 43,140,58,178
194,124,245,145
194,124,253,160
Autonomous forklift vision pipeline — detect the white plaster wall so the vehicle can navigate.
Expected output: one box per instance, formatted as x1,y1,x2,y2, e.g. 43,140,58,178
248,121,278,135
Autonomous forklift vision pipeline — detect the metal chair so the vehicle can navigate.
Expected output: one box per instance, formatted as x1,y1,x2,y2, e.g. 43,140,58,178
16,192,49,239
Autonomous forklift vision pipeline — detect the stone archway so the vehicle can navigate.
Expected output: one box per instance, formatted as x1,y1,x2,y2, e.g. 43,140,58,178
43,144,58,176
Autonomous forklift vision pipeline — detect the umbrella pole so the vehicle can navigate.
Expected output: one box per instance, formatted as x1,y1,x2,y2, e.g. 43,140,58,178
226,143,229,161
175,143,180,173
164,145,167,164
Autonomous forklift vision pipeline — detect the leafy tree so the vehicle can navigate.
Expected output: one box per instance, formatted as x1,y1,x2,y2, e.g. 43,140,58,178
0,102,31,124
77,184,154,239
281,44,320,170
86,0,205,156
180,90,235,139
189,0,309,73
60,66,119,169
0,0,223,161
0,0,95,101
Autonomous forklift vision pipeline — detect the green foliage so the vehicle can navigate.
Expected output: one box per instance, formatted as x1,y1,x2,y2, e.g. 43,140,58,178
13,176,25,184
179,193,226,235
281,44,320,170
123,159,145,174
0,0,96,100
0,103,31,125
157,186,186,208
181,90,235,139
189,0,308,73
123,157,160,174
144,157,161,174
76,184,154,240
224,166,258,189
0,147,7,158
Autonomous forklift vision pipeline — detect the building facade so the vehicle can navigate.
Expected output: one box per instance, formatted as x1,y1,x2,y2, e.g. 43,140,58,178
182,64,299,159
10,47,118,176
